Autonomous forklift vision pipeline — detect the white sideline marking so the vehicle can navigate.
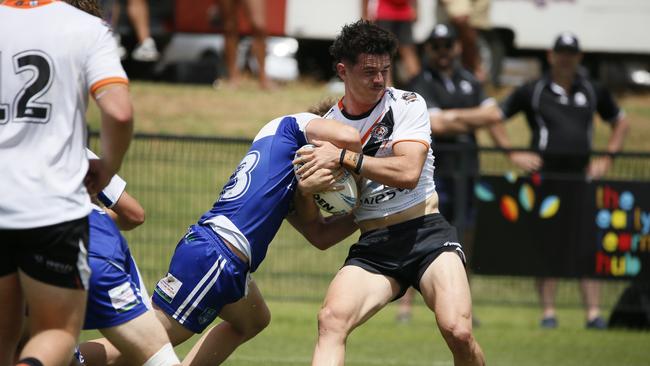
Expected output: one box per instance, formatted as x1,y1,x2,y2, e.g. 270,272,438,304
229,355,452,365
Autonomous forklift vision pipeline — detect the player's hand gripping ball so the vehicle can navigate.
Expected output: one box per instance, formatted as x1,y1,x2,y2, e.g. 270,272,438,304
294,144,358,215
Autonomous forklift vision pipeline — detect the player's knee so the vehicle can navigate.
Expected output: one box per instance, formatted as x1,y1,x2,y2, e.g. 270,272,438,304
142,343,180,366
439,320,474,352
249,307,271,336
233,306,270,340
317,305,350,337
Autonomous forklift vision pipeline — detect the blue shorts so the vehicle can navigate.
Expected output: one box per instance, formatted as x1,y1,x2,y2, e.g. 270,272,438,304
152,224,249,333
84,210,150,330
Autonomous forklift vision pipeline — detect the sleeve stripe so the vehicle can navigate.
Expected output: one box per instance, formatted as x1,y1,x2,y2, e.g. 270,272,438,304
392,139,430,149
90,77,129,95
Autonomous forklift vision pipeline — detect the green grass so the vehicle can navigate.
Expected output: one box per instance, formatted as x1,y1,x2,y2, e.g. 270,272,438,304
81,300,650,366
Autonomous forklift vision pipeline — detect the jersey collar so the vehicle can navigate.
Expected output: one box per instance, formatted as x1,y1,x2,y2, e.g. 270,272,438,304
2,0,56,8
338,92,385,121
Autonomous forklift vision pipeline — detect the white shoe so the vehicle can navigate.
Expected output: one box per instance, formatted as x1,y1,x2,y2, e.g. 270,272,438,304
114,34,127,60
131,37,160,62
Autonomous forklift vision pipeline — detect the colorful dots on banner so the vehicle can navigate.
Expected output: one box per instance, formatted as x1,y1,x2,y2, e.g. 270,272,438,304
539,196,560,219
474,182,495,202
500,195,518,222
519,184,535,212
504,171,518,184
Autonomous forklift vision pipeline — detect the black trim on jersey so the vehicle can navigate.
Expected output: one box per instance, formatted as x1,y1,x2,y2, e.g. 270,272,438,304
340,97,383,121
363,108,394,157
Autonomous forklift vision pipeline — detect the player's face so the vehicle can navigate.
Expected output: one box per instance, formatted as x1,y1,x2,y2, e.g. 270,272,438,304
340,53,391,106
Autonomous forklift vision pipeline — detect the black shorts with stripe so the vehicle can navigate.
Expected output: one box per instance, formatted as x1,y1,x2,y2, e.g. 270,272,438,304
0,216,90,290
344,213,465,298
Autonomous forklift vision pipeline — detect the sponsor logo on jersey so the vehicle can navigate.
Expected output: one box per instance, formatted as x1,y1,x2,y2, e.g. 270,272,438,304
401,92,418,103
361,188,408,206
372,125,389,140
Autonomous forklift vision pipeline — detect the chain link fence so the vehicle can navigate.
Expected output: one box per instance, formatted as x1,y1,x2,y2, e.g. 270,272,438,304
90,133,650,308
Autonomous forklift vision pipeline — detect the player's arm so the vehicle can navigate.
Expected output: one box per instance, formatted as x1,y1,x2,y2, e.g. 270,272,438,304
296,139,426,190
104,190,145,231
306,117,362,153
297,97,430,189
286,175,358,250
84,21,134,194
94,84,134,177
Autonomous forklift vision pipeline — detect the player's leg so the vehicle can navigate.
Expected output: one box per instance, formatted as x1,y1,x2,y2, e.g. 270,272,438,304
182,280,270,366
100,311,179,366
18,271,87,366
419,251,485,366
312,266,401,366
0,273,24,365
15,218,90,366
79,250,180,366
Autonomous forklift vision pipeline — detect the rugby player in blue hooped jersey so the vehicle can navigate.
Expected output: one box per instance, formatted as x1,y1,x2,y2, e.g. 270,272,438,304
89,112,363,366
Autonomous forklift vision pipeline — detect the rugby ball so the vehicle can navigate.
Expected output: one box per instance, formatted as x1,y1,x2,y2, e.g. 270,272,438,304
294,144,358,215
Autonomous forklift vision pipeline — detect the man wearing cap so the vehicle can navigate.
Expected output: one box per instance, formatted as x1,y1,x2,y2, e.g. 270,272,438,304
489,32,630,329
400,23,501,322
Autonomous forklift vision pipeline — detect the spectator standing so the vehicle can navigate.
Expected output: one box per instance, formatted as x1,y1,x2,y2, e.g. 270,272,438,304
398,23,501,322
490,33,630,329
219,0,275,89
106,0,160,62
436,0,491,80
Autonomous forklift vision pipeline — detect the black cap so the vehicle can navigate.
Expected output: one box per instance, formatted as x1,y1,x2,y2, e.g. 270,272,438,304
428,24,457,42
553,32,581,53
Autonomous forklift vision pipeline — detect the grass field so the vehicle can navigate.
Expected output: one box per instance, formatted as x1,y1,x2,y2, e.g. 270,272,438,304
80,300,650,366
83,79,650,365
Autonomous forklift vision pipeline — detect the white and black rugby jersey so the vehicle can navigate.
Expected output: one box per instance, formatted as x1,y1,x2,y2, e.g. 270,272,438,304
0,0,128,228
324,88,436,222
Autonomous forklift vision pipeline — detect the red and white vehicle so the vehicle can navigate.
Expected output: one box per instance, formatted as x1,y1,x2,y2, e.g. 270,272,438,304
159,0,650,86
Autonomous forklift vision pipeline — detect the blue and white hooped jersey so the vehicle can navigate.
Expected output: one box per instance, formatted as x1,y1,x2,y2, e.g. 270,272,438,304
198,113,315,272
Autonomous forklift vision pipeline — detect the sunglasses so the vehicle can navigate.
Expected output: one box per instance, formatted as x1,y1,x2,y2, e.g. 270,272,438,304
430,40,454,51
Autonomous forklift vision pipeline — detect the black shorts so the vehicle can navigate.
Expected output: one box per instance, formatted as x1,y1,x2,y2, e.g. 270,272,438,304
375,20,415,45
0,217,91,290
344,213,466,299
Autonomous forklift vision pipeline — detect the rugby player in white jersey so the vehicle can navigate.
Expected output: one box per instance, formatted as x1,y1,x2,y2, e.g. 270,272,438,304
0,1,133,366
296,20,486,366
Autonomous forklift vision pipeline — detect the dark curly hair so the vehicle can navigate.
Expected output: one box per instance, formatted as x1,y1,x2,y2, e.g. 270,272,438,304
329,20,398,66
65,0,103,17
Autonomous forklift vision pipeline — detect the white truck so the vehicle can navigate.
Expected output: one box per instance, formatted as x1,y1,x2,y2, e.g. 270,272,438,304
285,0,650,87
160,0,650,87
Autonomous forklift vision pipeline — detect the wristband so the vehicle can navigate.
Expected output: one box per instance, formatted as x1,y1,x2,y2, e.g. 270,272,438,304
339,149,347,167
354,153,364,174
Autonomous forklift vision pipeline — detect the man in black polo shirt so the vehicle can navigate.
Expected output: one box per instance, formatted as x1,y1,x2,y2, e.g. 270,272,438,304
399,23,501,322
490,33,630,329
